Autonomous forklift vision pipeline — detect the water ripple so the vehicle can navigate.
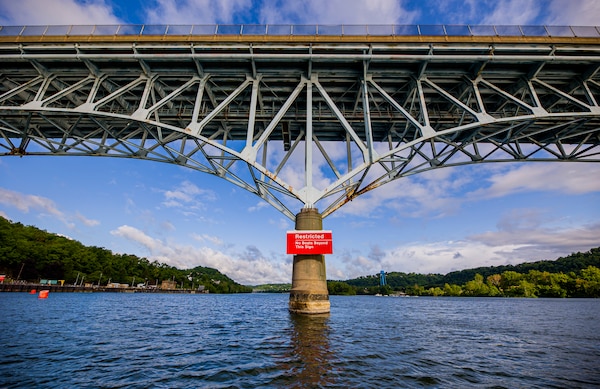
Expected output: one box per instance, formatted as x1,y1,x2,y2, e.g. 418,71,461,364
1,294,599,388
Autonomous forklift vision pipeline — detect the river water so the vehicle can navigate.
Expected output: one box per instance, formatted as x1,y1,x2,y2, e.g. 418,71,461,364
1,293,599,388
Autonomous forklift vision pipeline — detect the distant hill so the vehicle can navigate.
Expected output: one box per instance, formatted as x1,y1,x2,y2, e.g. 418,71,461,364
252,283,291,293
437,249,600,287
0,216,251,293
343,247,600,290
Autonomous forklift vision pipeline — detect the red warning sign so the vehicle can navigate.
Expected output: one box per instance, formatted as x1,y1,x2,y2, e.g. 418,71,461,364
286,230,333,255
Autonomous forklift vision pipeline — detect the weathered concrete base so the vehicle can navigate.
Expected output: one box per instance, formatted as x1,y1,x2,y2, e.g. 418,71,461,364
289,290,330,314
289,208,330,314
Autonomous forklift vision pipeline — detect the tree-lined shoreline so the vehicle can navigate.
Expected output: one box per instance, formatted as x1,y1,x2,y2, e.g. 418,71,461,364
331,248,600,297
1,216,598,297
0,217,251,293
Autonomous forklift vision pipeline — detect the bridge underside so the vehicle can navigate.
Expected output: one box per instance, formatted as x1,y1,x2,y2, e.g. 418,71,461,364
2,31,600,314
1,34,600,219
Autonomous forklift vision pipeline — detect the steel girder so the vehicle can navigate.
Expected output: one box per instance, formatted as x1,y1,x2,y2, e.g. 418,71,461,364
1,37,600,219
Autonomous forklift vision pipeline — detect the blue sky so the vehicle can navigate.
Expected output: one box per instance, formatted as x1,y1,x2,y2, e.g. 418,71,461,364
0,0,599,284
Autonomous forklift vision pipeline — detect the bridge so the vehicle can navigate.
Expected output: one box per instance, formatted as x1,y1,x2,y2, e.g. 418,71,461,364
1,24,599,313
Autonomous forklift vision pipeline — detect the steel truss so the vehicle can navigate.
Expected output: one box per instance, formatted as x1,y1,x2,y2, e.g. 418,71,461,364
1,35,600,219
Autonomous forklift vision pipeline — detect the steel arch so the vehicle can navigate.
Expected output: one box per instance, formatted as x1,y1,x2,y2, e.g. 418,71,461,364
1,31,600,219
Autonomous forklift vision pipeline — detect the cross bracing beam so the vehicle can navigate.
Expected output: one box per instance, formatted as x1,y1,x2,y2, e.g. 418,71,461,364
1,32,600,219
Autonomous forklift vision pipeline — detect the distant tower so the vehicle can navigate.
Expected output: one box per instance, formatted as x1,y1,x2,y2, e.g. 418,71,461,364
379,270,386,287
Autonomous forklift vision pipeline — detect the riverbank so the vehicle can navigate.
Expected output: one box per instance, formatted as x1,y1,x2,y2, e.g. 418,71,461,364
0,283,201,294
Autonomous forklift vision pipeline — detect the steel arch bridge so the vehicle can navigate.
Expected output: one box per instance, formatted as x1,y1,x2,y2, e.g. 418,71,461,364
1,25,600,221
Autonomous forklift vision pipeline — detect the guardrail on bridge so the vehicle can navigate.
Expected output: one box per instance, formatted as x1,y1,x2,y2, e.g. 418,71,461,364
0,24,599,38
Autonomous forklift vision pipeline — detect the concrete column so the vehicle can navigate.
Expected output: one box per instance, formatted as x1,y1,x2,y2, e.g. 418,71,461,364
289,207,330,314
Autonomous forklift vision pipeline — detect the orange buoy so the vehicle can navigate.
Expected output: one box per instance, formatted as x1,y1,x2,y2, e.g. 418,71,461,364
30,289,37,294
38,290,49,299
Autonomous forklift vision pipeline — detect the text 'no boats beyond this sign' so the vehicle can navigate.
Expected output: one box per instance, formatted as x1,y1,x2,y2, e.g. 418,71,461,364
286,230,333,255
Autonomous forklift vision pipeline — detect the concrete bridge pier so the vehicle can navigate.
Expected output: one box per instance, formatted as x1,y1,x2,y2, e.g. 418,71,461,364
289,208,330,315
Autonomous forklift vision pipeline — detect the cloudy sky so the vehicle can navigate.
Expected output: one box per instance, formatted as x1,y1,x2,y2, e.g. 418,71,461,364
0,0,599,285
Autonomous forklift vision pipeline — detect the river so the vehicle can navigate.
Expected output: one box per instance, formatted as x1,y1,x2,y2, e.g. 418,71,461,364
0,293,598,388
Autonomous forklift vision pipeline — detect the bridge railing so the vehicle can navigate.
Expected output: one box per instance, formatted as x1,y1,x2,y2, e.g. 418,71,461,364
0,24,599,38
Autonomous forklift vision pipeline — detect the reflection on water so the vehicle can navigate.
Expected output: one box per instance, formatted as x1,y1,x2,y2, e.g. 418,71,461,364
276,313,336,388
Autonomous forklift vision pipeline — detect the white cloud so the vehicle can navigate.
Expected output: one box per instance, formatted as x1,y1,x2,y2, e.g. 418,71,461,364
75,212,100,227
545,0,600,25
330,162,600,222
476,0,600,26
248,201,269,212
325,161,600,279
111,225,161,250
0,0,122,25
329,225,600,280
258,0,417,25
111,224,290,284
334,167,469,219
191,232,224,246
477,0,541,25
385,241,533,274
468,163,600,200
0,187,64,218
161,220,176,231
161,180,216,209
269,217,292,230
145,0,252,24
3,0,598,33
423,0,600,26
470,219,600,252
0,187,103,230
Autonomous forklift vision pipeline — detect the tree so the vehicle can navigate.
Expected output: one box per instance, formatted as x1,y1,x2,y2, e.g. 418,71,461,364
426,287,444,296
463,273,490,296
528,270,567,298
500,271,523,295
444,283,462,296
0,216,251,293
327,281,357,295
579,266,600,297
407,284,425,296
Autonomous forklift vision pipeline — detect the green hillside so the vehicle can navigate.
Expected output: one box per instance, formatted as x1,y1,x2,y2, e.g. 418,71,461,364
338,248,600,297
3,215,599,297
0,217,251,293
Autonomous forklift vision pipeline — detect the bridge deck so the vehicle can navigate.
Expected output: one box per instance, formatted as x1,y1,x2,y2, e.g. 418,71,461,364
1,26,599,215
2,33,600,44
1,33,599,144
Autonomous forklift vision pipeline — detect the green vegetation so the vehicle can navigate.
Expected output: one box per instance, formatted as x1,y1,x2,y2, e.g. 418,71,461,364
2,216,599,298
0,217,251,293
406,266,600,297
327,280,357,295
345,272,443,293
334,247,600,297
252,283,291,293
